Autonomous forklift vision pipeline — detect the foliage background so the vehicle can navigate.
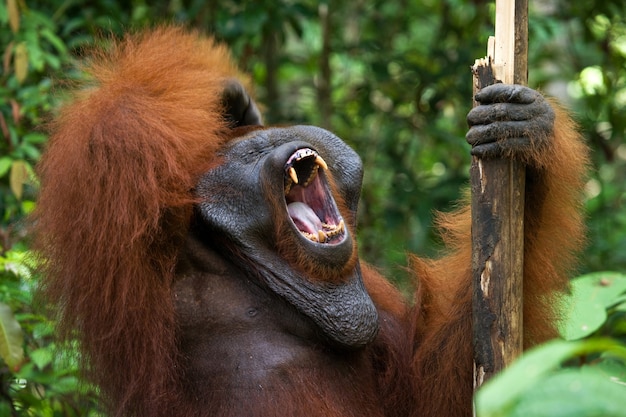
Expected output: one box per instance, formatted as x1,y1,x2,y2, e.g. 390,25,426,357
1,0,625,415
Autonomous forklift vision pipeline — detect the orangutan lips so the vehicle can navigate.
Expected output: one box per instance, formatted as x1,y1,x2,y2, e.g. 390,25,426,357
284,148,346,244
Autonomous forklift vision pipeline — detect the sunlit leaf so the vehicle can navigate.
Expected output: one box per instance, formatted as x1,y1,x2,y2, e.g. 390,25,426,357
30,347,53,370
508,369,626,417
23,132,47,144
591,357,626,383
7,0,19,33
562,300,607,340
0,302,24,369
475,339,626,417
0,156,12,177
10,159,29,200
612,297,626,310
14,42,28,83
560,272,626,340
2,248,35,279
51,376,81,394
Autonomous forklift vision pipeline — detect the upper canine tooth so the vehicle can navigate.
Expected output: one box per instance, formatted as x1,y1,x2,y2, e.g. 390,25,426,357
315,156,328,171
288,167,299,184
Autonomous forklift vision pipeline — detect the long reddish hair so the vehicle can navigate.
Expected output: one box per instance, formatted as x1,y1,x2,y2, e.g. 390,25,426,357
33,27,249,416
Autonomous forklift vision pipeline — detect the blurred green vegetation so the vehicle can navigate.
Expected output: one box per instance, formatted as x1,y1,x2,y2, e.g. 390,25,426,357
1,0,626,415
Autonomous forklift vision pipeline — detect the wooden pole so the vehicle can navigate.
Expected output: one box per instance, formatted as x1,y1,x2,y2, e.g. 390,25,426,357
471,0,528,394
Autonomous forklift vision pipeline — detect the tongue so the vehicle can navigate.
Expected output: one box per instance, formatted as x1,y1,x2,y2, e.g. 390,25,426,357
287,202,323,235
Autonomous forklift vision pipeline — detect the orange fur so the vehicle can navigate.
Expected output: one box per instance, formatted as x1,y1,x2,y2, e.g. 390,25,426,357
361,263,408,318
408,104,589,416
34,27,252,416
33,27,589,417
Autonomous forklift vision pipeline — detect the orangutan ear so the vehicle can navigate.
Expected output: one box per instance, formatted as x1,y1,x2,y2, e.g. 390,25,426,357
221,79,262,127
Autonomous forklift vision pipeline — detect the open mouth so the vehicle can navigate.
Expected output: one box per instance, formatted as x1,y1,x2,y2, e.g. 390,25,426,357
284,148,346,244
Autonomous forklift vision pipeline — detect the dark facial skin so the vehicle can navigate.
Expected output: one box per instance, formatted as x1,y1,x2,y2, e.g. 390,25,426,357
175,81,378,370
172,124,381,404
170,83,381,406
186,125,378,347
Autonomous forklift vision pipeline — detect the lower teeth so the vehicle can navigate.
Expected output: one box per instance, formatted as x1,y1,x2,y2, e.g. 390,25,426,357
302,222,344,243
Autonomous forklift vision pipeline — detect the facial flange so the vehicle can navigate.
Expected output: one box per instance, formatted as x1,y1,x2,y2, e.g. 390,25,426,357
194,126,379,349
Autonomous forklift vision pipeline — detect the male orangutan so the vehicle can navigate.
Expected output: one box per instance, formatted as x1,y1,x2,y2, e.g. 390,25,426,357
33,27,589,417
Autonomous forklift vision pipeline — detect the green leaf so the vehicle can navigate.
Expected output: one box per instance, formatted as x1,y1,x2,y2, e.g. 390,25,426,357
584,272,626,307
14,42,29,83
592,357,626,383
20,143,41,160
9,159,28,200
560,272,626,340
562,300,607,340
7,0,19,33
0,157,12,177
23,132,47,144
475,339,626,417
2,248,35,279
610,296,626,310
40,28,68,56
50,375,80,394
605,311,626,336
30,347,53,370
508,368,626,417
0,302,25,368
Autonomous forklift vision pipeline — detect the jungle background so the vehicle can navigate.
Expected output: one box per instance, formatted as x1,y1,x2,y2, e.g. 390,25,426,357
1,0,626,416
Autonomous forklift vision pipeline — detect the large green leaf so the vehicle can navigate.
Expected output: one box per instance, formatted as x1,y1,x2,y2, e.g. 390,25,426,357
0,302,25,368
560,272,626,340
475,339,626,417
508,368,626,417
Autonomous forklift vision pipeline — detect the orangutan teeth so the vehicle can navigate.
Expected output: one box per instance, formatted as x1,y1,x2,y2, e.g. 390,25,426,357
284,149,330,191
301,220,345,243
288,167,299,184
284,148,344,244
315,155,328,171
